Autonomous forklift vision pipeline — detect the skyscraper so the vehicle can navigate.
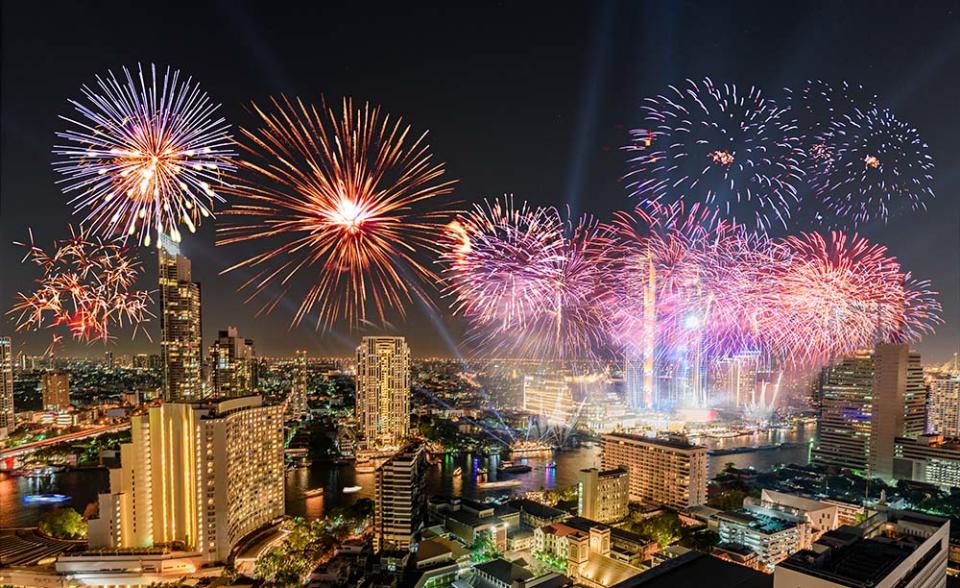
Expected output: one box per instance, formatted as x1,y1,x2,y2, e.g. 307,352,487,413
523,372,575,425
373,442,427,552
0,337,13,442
869,343,925,479
811,350,876,472
159,237,202,401
209,327,257,398
41,372,70,411
287,350,308,419
356,337,410,451
624,252,656,410
88,396,284,563
812,343,925,479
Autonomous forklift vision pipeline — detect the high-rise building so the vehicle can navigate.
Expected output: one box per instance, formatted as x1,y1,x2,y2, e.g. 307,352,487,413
869,343,925,479
894,434,960,488
577,467,630,524
928,372,960,437
88,396,284,563
712,351,760,407
600,433,708,509
104,351,114,368
287,350,308,419
523,372,575,425
624,254,656,410
208,327,257,398
133,353,150,369
41,372,70,411
373,442,427,552
0,337,13,442
159,237,202,401
811,350,875,472
356,336,410,451
812,343,925,479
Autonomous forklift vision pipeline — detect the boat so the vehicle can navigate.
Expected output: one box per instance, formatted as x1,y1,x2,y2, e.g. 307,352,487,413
477,479,522,490
453,466,463,476
498,461,532,474
23,494,69,504
303,487,325,498
545,461,557,469
342,485,362,494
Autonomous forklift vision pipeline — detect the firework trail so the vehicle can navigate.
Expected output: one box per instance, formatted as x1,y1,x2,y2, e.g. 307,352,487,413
217,97,457,329
9,228,154,348
626,78,805,233
53,64,235,247
805,106,935,226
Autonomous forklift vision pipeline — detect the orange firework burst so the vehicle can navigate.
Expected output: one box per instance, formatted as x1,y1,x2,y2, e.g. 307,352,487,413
9,227,154,349
217,97,457,328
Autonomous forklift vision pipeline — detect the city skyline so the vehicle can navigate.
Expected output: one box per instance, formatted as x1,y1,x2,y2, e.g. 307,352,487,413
1,3,959,363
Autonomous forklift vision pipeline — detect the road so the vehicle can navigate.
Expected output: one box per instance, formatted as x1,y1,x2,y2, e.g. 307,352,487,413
0,422,130,462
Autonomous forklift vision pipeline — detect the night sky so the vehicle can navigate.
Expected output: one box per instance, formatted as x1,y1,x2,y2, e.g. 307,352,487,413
1,1,958,361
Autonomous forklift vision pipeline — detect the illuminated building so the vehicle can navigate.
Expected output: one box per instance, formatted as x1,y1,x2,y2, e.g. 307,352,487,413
928,372,960,437
104,350,114,368
374,442,427,552
159,237,202,401
41,372,70,411
869,343,926,479
523,372,574,425
774,510,949,588
287,350,308,419
208,327,257,398
577,467,629,524
894,434,960,489
625,252,656,411
356,336,410,451
87,396,284,563
712,351,760,407
600,433,707,509
811,349,875,472
0,337,13,442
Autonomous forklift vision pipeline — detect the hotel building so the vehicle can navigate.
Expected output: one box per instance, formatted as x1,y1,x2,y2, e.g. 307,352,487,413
373,442,427,552
88,396,284,563
894,434,960,489
600,433,707,509
715,504,812,572
928,372,960,437
287,350,309,418
356,337,410,451
577,467,630,524
159,237,202,401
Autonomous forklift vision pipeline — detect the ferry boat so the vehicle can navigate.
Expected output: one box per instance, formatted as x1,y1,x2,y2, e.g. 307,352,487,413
23,494,69,504
477,479,522,490
342,485,362,494
508,440,553,457
303,487,325,498
498,461,532,474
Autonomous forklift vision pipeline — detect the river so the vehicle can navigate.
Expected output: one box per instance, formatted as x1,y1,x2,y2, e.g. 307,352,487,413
0,423,816,527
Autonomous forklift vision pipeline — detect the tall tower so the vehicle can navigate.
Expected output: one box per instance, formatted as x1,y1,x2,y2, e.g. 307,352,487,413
209,327,256,398
0,337,14,442
373,442,427,552
356,337,410,451
869,343,925,479
159,237,202,401
287,350,308,419
624,253,656,410
811,350,875,472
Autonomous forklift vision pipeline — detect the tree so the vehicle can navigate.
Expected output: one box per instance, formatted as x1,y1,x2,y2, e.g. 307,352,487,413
470,533,501,563
631,512,682,548
39,508,87,539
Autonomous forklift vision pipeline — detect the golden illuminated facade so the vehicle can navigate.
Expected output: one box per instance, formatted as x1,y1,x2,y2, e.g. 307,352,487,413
88,397,284,562
356,337,410,451
600,433,707,509
0,337,13,442
287,349,308,419
159,237,202,401
523,372,575,425
41,372,70,411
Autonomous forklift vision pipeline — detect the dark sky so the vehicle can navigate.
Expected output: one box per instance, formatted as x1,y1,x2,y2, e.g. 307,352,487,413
2,1,958,361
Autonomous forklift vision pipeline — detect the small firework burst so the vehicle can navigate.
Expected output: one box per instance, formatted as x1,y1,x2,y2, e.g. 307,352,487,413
9,228,154,347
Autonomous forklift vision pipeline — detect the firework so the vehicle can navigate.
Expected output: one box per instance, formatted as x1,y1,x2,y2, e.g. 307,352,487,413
626,78,805,232
9,228,154,347
763,231,941,364
53,63,235,247
217,97,457,328
806,106,935,225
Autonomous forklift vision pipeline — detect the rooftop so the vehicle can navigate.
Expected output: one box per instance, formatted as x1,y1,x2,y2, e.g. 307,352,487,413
602,432,705,451
509,498,569,521
717,508,798,535
474,558,534,584
618,551,772,588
